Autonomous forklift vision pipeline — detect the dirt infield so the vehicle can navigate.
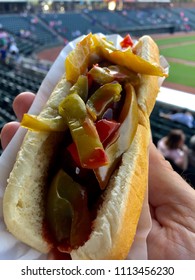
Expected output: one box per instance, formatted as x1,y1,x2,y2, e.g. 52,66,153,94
166,57,195,66
152,31,195,39
36,45,64,62
163,81,195,94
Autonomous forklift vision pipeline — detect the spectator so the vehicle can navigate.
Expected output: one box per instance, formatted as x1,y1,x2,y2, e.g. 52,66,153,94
157,129,188,171
8,42,19,61
159,109,194,128
0,45,7,63
188,135,195,168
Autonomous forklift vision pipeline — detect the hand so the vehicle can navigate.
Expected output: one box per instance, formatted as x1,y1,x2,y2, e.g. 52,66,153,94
0,92,35,150
148,142,195,259
1,93,195,260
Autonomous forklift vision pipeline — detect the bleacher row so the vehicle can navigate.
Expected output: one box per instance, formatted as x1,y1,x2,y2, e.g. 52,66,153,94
0,6,195,54
0,63,43,131
150,101,195,146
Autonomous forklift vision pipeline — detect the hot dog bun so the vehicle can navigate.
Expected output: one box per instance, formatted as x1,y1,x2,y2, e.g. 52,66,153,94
3,34,162,259
3,77,72,254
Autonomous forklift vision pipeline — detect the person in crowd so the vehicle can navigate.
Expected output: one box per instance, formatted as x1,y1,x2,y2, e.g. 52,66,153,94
0,45,7,63
0,92,195,259
159,109,194,128
188,135,195,168
9,42,19,55
157,129,188,171
8,41,19,61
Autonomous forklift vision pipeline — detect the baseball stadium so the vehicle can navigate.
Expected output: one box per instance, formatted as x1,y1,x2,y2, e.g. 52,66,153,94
0,0,195,263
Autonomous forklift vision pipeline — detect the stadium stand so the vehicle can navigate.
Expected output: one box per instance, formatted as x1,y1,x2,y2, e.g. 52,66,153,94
172,7,195,30
85,10,129,32
117,8,176,35
1,6,195,51
150,101,195,146
0,62,43,133
0,14,61,46
40,12,110,41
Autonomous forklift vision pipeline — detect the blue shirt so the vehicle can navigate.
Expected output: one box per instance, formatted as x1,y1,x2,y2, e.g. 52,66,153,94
170,113,194,128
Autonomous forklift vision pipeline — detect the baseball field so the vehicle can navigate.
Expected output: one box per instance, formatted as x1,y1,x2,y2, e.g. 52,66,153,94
152,32,195,93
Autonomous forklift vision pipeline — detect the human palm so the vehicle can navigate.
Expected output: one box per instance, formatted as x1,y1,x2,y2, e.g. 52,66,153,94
148,143,195,259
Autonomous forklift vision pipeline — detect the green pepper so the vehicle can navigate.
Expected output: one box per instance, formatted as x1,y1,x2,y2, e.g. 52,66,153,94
86,82,122,121
21,114,66,132
88,65,114,85
88,65,140,86
69,75,88,102
59,93,108,169
46,169,91,251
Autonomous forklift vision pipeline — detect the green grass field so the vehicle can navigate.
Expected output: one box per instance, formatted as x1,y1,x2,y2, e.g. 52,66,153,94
160,43,195,62
155,35,195,46
154,34,195,88
167,62,195,88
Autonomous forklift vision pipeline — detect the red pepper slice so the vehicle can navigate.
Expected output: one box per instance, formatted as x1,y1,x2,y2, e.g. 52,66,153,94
95,119,120,147
120,34,134,48
67,119,120,166
67,141,108,169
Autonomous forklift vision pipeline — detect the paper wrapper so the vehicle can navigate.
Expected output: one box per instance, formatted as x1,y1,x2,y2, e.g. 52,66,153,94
0,34,166,260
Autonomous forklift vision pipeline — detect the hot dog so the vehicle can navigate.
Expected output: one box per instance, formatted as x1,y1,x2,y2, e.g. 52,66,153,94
3,33,167,260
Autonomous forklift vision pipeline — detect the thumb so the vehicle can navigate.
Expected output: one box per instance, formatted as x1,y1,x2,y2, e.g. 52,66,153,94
148,142,195,209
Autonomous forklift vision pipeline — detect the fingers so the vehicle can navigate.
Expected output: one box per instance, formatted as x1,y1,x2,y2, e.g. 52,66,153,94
1,121,20,150
148,141,195,208
1,92,35,150
13,92,35,121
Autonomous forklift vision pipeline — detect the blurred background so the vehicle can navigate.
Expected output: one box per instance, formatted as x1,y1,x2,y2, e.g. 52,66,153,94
0,0,195,187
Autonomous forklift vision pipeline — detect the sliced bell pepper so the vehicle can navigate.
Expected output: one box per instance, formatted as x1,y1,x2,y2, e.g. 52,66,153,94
88,65,114,85
65,33,92,84
92,34,166,77
21,114,66,132
46,169,91,251
88,64,140,86
59,93,108,169
95,119,120,147
94,83,138,189
69,75,88,102
120,34,134,48
86,82,122,121
67,119,120,166
108,65,140,86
